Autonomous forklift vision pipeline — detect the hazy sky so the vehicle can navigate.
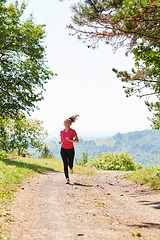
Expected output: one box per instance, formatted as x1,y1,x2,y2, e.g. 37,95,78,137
20,0,153,138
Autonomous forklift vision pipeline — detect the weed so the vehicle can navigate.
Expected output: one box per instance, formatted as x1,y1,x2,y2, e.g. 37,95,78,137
95,202,106,207
4,218,15,223
131,232,142,237
104,213,110,217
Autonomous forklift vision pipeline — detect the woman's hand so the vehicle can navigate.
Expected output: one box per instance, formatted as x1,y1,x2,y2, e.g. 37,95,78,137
66,136,79,143
66,137,71,141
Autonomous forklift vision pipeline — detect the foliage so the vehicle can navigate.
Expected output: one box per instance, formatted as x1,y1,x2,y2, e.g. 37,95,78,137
0,115,48,155
0,0,54,118
76,152,89,165
126,165,160,189
0,150,7,159
113,43,160,128
86,151,140,171
66,0,160,128
112,130,160,165
150,114,160,130
68,0,160,49
39,145,54,158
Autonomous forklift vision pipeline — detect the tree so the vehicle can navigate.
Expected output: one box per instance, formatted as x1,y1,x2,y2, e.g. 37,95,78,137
76,152,89,165
68,0,160,49
39,145,54,158
66,0,160,128
0,115,48,155
0,0,54,118
113,43,160,128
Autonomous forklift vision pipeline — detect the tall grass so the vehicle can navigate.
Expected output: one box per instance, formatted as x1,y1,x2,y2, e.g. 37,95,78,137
125,165,160,189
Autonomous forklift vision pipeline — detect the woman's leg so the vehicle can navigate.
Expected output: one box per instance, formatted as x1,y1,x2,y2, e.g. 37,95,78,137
67,148,75,170
60,148,69,179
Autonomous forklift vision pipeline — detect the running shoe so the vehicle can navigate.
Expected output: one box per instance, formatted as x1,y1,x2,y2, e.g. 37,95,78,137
66,178,70,184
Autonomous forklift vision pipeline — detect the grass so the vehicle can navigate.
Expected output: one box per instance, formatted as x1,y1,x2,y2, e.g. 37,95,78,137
125,165,160,189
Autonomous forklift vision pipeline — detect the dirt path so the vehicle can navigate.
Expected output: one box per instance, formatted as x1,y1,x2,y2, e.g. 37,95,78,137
7,171,160,240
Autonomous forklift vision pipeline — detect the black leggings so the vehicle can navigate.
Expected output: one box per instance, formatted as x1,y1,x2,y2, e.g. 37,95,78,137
60,147,75,179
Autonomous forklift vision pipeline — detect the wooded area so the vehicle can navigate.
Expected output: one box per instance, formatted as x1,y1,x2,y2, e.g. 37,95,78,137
45,129,160,166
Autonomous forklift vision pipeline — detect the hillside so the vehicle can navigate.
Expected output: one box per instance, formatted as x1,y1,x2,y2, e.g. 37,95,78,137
45,129,160,166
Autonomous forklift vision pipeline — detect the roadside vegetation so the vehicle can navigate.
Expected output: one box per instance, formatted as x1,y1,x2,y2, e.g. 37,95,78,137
125,165,160,189
76,151,160,189
76,151,142,171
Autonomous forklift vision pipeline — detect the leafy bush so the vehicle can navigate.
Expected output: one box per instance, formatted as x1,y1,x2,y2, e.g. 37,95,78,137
86,151,141,171
0,151,7,159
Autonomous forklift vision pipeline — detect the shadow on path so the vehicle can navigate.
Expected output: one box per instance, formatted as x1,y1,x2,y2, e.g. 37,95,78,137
128,222,160,230
0,158,58,174
69,182,93,187
138,200,160,210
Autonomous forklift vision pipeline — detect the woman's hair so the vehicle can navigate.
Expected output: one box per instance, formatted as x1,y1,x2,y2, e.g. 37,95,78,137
68,114,79,123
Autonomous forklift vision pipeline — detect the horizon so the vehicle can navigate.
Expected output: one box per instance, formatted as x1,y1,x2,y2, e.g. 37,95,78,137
46,128,154,141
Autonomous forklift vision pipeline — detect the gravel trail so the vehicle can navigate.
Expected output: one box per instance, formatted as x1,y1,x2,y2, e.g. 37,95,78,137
8,171,160,240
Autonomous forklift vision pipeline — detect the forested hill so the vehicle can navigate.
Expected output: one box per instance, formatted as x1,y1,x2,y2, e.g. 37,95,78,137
47,130,160,166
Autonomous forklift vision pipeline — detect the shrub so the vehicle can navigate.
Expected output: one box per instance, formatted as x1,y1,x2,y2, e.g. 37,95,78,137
86,151,140,171
0,151,7,159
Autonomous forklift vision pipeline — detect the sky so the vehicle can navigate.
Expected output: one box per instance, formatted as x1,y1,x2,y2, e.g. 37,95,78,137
19,0,153,138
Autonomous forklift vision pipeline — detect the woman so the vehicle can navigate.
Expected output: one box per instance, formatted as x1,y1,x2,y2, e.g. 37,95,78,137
59,115,79,184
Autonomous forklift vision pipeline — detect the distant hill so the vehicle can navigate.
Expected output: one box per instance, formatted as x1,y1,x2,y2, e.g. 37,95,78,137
95,137,116,146
46,129,160,166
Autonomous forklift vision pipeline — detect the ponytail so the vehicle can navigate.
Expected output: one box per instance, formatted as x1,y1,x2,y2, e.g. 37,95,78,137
68,114,79,123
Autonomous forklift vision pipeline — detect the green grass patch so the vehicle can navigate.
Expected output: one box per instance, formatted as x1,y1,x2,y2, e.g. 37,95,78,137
125,165,160,189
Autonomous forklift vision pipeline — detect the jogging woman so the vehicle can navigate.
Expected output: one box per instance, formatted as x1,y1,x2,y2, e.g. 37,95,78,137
59,115,79,184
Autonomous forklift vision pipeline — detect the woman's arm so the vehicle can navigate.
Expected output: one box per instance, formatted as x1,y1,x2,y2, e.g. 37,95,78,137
58,137,63,144
66,135,79,143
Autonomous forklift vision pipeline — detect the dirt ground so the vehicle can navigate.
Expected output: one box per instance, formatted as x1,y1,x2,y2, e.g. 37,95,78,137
5,170,160,240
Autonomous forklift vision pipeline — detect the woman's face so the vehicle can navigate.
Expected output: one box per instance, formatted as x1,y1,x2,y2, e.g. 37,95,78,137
64,119,71,127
